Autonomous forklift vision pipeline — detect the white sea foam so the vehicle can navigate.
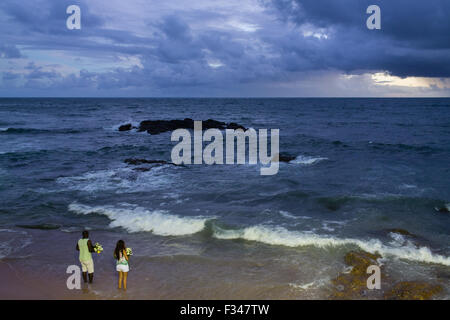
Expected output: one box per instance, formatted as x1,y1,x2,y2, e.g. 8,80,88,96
321,223,335,232
68,203,213,236
399,183,417,189
0,229,32,259
290,155,328,165
213,225,450,266
57,166,176,193
108,120,140,132
289,277,329,290
279,211,312,220
388,232,409,247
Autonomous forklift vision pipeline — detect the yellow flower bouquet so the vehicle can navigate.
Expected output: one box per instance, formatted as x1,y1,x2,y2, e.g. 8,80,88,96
126,247,133,256
94,242,103,254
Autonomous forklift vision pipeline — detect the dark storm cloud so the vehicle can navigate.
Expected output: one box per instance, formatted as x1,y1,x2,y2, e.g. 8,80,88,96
0,44,23,58
0,0,103,35
0,0,449,95
266,0,450,77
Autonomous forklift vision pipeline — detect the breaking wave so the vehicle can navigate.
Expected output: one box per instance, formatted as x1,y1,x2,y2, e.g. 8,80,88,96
212,225,450,266
68,203,214,236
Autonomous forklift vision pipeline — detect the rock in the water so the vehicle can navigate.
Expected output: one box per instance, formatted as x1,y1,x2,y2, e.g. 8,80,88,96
384,282,442,300
330,250,382,299
330,250,443,300
118,123,133,131
124,158,181,167
387,228,414,236
132,167,152,172
17,224,61,230
227,122,247,131
279,154,296,162
435,205,450,213
135,118,247,135
271,153,296,163
125,158,168,165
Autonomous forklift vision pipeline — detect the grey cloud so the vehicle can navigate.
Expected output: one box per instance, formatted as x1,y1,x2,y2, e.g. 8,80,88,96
0,0,449,96
0,44,23,58
266,0,450,77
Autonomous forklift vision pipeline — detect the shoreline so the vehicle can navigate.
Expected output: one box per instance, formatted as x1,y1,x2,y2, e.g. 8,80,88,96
0,261,70,299
1,247,448,300
0,228,449,300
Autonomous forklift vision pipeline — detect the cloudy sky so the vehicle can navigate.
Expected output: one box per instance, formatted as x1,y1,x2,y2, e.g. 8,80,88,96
0,0,449,97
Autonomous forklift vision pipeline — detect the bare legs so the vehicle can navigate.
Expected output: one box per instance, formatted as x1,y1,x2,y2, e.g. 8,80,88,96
118,271,128,290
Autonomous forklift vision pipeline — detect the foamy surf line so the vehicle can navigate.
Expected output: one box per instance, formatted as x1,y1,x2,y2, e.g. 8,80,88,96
213,225,450,266
68,203,213,236
57,166,175,193
68,203,450,266
290,155,328,165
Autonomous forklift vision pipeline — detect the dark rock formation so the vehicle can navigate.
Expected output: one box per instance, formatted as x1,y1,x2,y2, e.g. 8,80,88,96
387,228,414,237
329,250,444,300
125,158,170,165
278,154,296,162
330,250,443,300
384,282,442,300
118,123,133,131
226,122,246,131
435,205,449,213
134,118,247,135
330,250,382,299
17,224,61,230
124,158,182,167
132,167,152,172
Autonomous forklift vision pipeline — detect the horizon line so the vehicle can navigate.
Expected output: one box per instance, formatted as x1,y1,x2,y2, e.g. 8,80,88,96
0,96,449,99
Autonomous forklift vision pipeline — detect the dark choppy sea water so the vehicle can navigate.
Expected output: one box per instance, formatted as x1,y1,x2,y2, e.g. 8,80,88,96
0,98,449,299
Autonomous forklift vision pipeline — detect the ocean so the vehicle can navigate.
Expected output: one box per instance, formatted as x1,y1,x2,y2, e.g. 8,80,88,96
0,98,449,299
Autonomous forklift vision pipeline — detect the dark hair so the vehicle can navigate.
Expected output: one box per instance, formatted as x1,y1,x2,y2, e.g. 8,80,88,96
114,240,125,261
82,230,89,238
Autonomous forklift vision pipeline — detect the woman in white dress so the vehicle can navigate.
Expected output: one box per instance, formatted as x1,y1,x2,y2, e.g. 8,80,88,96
114,240,129,290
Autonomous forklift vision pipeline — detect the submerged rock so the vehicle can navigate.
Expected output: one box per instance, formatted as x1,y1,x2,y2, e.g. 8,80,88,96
434,205,450,213
384,281,442,300
387,228,414,237
271,153,296,163
124,158,182,167
132,167,152,172
344,251,381,274
317,196,350,212
279,154,296,162
118,123,133,131
17,224,61,230
134,118,247,135
227,122,247,130
330,250,382,299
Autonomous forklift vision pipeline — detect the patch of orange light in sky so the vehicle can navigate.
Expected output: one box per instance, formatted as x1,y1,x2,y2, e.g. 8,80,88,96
371,72,449,89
